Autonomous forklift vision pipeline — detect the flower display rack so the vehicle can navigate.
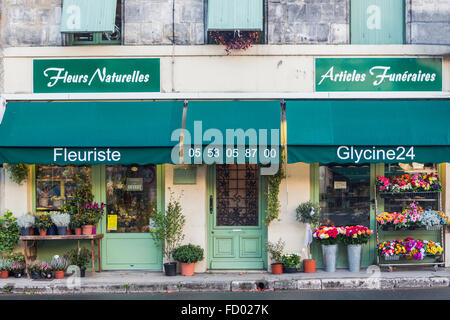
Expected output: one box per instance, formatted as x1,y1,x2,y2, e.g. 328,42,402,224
375,187,445,272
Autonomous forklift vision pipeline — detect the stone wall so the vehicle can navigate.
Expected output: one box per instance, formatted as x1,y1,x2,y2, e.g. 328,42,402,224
406,0,450,45
267,0,349,44
1,0,62,47
123,0,205,45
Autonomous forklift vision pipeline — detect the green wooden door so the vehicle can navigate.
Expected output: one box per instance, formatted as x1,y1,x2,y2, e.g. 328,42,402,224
207,164,267,269
310,163,378,268
97,165,164,270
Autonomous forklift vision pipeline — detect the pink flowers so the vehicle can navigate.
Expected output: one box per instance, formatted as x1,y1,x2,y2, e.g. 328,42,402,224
376,173,441,193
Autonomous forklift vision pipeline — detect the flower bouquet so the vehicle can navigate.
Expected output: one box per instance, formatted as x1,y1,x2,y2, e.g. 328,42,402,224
376,173,442,193
312,226,345,245
341,226,373,245
424,240,443,257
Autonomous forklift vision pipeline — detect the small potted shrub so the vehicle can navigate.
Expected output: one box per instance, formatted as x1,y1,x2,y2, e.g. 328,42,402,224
266,238,285,274
50,255,69,279
0,259,11,278
35,213,53,236
11,261,26,278
17,214,35,236
27,260,43,279
51,213,71,235
64,247,91,277
172,244,204,276
281,254,300,273
70,213,83,235
296,201,321,273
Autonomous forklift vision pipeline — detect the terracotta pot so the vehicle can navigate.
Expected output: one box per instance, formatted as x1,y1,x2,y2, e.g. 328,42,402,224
271,263,283,274
180,262,195,276
66,227,72,235
0,270,9,279
82,225,93,235
303,259,316,273
74,228,82,235
29,227,35,235
39,229,47,236
54,270,64,279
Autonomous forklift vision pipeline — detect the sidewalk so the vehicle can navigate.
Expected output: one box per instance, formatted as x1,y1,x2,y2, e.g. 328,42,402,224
1,266,450,295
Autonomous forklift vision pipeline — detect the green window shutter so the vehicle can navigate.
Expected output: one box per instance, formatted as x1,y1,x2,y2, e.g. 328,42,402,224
351,0,404,44
207,0,263,31
61,0,117,33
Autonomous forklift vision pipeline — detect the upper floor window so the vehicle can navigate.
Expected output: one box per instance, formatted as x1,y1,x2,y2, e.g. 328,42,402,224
61,0,122,46
350,0,404,44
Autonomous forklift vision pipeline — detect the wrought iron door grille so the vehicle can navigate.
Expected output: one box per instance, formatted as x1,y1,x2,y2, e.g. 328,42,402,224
216,164,259,226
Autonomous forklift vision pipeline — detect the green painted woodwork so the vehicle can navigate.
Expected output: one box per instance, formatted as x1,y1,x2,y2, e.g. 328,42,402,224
173,166,197,185
207,0,263,31
315,58,442,91
61,0,117,33
351,0,404,44
206,165,267,270
100,165,164,270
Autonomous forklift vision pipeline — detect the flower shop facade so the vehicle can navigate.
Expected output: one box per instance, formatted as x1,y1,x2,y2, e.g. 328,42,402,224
0,45,449,272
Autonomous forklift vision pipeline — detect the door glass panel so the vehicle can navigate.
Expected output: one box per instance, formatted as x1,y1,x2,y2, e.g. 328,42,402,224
319,164,370,227
216,164,259,226
383,163,439,212
36,165,91,211
106,165,157,233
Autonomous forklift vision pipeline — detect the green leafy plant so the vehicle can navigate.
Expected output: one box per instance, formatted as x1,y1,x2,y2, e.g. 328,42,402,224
5,164,28,185
6,252,25,264
0,210,20,255
265,238,285,264
172,244,204,264
281,253,300,269
150,189,186,262
27,260,43,273
296,201,321,229
64,247,91,270
264,164,285,225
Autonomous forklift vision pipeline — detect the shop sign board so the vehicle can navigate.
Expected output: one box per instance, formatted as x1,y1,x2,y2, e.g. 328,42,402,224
315,58,442,91
33,58,160,93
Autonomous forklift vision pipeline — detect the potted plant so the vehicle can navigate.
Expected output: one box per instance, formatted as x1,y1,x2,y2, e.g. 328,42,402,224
64,247,91,277
172,244,204,276
281,254,300,273
17,214,35,236
313,226,345,272
34,213,53,236
81,202,105,235
342,226,373,272
150,190,186,276
296,201,321,273
41,261,53,279
27,260,43,279
0,259,11,278
51,212,71,235
70,213,83,235
11,261,25,278
265,238,285,274
50,255,69,279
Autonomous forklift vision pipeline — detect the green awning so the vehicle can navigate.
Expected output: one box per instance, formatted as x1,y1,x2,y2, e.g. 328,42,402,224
287,99,450,164
0,101,183,165
183,101,281,164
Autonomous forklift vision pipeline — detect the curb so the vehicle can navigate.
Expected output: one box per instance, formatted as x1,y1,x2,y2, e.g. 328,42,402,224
1,276,450,294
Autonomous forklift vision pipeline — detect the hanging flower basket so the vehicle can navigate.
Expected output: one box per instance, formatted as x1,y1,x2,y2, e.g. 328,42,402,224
209,30,261,55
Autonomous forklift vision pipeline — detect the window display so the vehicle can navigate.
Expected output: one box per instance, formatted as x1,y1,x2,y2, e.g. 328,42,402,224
35,165,92,211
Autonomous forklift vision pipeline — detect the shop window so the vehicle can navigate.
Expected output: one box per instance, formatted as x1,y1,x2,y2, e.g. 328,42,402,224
350,0,404,44
105,165,157,233
35,165,92,212
319,164,371,227
67,0,122,46
383,163,440,212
